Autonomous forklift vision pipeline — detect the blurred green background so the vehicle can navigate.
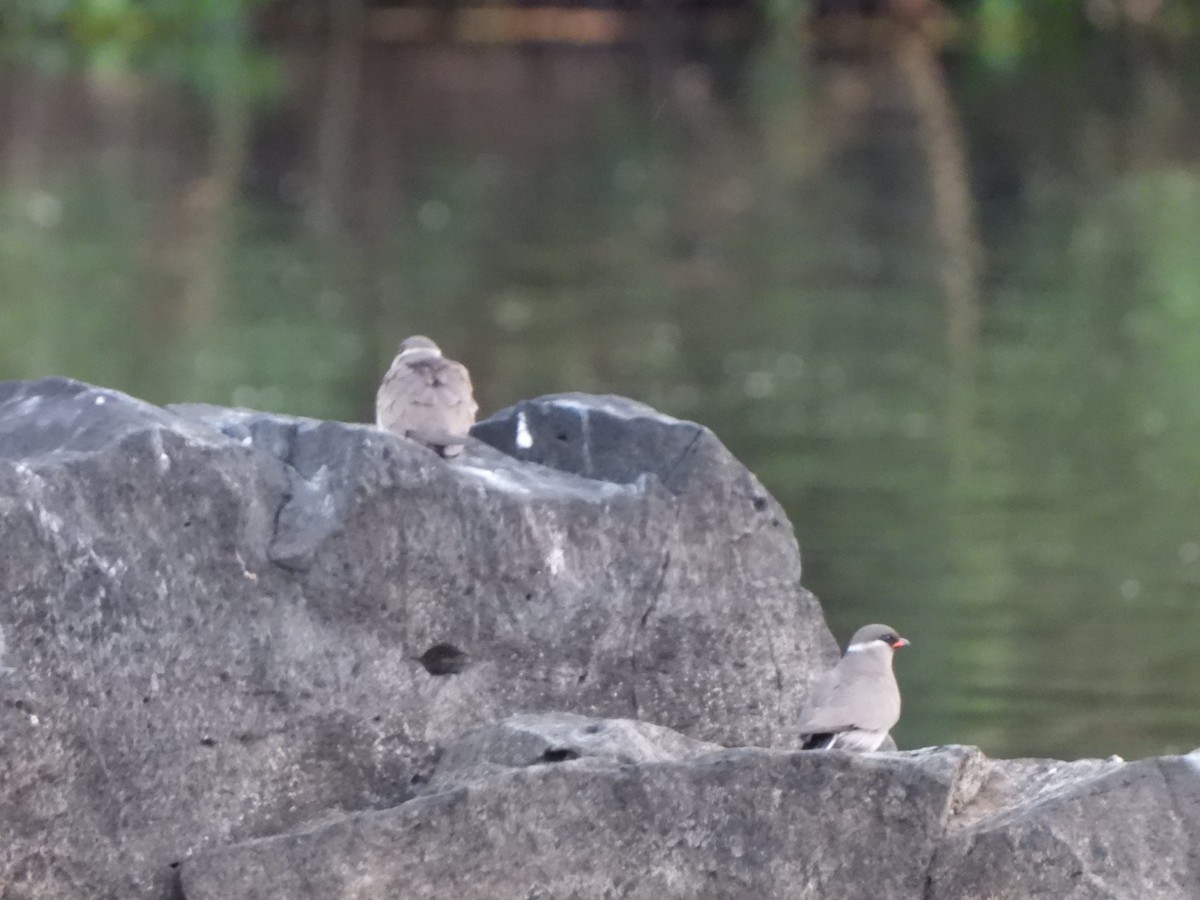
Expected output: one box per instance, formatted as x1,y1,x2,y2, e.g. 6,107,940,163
2,0,1198,760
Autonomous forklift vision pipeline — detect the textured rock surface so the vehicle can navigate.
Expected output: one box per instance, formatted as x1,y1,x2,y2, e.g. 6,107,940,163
428,711,724,788
927,753,1200,899
0,379,830,900
181,713,1200,900
182,717,982,900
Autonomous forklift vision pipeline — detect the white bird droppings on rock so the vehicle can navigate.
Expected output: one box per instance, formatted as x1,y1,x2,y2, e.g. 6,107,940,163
516,411,533,449
547,542,566,576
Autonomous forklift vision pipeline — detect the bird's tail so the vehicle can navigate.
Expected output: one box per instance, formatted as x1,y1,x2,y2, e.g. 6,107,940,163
404,428,469,458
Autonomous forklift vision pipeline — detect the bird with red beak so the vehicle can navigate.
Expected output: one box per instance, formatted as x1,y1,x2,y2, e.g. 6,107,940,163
797,623,909,752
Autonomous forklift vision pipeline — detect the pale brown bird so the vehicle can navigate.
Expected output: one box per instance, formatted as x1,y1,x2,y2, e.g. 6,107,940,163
797,623,909,752
375,336,478,458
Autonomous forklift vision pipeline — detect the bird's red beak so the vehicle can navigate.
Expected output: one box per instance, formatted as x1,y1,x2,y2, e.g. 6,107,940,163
893,637,910,649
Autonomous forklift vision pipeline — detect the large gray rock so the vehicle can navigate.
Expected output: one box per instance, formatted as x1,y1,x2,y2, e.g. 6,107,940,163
179,713,1200,900
0,379,831,900
182,714,982,900
9,378,1192,900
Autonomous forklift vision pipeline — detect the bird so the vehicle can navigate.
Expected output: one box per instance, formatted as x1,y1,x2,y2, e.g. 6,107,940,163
375,335,478,458
797,623,909,752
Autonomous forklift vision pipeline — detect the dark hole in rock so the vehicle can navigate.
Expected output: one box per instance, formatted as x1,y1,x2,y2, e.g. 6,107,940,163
577,671,588,684
418,643,469,676
524,592,533,601
371,715,382,723
169,862,181,870
541,748,580,763
199,737,216,748
556,433,569,442
583,722,603,734
752,496,767,511
410,773,428,785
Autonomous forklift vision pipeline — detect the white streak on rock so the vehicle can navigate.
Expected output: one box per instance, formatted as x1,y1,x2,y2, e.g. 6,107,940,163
151,430,171,474
39,509,64,535
458,466,533,496
516,411,533,449
547,541,566,576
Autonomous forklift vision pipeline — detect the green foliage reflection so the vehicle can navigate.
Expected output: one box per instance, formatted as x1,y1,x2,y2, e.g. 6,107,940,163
3,0,279,101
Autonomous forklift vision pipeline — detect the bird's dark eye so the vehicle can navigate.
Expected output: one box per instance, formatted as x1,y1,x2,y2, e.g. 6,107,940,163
882,633,896,644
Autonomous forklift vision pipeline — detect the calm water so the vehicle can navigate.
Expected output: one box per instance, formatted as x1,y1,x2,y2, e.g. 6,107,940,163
2,17,1198,760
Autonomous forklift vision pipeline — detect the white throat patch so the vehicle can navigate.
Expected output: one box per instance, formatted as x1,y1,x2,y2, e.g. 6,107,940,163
846,640,886,654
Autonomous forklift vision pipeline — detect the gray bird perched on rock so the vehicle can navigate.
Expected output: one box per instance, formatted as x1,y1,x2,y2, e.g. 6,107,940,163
797,623,909,752
376,335,478,458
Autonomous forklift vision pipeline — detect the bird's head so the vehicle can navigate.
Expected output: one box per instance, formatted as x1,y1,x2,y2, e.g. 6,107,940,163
396,335,443,362
846,623,909,654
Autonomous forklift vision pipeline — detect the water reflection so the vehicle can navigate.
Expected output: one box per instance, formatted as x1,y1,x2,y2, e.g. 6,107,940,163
1,17,1198,761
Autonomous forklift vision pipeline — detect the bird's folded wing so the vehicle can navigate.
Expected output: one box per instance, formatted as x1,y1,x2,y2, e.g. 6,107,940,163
800,668,898,734
796,706,858,735
796,670,855,734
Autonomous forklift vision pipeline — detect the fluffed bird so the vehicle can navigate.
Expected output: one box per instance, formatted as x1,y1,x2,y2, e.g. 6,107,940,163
376,335,478,458
797,623,909,752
